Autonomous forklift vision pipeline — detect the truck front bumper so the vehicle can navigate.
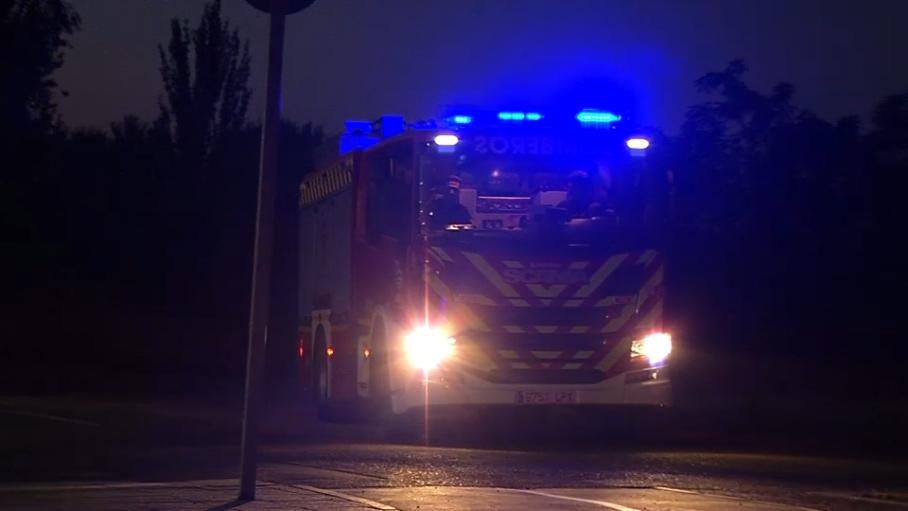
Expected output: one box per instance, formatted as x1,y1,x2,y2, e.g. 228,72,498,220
391,365,670,415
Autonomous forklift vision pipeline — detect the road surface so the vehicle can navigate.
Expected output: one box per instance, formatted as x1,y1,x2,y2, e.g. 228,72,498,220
0,396,905,510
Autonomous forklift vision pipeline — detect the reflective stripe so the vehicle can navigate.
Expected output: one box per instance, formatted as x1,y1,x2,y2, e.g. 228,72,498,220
428,274,453,301
457,294,497,306
637,249,657,265
596,337,632,371
573,254,628,297
431,246,455,262
602,303,636,333
499,350,520,359
464,252,520,297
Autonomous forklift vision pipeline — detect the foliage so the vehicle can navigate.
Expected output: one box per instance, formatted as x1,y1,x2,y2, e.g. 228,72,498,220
0,0,80,139
157,0,251,170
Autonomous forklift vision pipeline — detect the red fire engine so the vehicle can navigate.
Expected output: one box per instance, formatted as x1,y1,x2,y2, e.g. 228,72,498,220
298,108,671,419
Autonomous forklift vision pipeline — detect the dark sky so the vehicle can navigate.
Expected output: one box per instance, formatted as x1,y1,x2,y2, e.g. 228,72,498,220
56,0,908,134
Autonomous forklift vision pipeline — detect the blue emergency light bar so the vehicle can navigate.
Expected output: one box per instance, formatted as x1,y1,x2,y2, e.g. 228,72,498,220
576,109,622,124
340,108,629,156
497,111,543,122
442,108,620,128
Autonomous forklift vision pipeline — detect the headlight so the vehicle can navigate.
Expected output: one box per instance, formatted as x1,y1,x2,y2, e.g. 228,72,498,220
405,326,456,371
631,332,672,365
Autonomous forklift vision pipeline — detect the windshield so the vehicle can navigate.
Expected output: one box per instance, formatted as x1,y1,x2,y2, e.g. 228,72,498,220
422,150,649,236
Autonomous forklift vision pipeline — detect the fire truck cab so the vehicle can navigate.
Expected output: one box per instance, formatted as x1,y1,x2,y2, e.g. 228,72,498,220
298,108,671,419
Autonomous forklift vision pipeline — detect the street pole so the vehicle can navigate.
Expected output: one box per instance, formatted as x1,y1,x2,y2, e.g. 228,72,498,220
239,0,287,500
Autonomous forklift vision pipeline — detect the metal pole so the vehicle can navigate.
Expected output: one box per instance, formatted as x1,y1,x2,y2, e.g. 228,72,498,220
239,0,286,500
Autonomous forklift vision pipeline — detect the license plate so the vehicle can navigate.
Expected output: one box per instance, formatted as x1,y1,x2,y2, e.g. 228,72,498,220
516,391,577,405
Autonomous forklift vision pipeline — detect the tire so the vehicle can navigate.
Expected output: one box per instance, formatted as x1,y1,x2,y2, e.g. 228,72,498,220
368,322,394,421
312,332,336,422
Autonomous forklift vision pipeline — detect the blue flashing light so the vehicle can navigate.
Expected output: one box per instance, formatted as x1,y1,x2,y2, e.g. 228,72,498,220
450,115,473,125
576,110,622,124
498,111,543,122
498,111,523,121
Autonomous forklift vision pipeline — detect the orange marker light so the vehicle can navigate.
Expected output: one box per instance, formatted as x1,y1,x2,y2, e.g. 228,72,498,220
326,347,335,357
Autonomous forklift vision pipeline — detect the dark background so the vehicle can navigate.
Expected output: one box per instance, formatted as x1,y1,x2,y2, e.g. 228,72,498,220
2,0,906,454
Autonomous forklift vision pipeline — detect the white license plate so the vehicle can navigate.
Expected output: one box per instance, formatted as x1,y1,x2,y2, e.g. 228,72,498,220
516,391,577,405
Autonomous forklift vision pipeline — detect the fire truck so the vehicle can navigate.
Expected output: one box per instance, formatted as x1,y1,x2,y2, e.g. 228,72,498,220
298,108,671,420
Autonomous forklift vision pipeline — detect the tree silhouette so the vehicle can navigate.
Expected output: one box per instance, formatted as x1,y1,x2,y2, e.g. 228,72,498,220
0,0,80,142
672,60,868,365
157,0,251,171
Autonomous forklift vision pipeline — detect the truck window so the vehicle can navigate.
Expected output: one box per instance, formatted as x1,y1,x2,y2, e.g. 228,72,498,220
367,152,412,242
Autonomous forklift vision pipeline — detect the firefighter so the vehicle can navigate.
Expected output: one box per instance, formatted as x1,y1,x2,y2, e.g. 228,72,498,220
427,175,472,229
558,170,596,218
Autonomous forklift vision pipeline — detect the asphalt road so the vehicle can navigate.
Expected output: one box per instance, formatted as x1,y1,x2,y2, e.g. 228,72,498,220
0,396,906,510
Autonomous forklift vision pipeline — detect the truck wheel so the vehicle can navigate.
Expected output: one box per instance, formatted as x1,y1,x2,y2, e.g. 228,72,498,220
369,323,393,421
313,334,337,421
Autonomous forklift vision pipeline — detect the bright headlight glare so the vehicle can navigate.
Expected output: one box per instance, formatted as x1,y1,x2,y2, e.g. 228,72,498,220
405,326,455,370
631,332,672,365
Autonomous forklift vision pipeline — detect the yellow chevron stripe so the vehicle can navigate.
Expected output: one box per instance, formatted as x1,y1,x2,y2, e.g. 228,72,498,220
644,265,665,289
562,363,583,370
499,350,519,359
503,325,526,333
569,326,590,334
427,248,446,265
431,246,454,262
531,350,562,359
574,350,595,359
638,249,657,265
457,294,497,306
511,362,530,369
635,299,664,331
534,326,558,334
573,254,628,297
509,299,531,307
464,252,520,297
602,303,636,333
596,337,633,371
428,274,452,301
502,260,523,268
596,296,634,307
563,299,583,307
454,302,490,332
